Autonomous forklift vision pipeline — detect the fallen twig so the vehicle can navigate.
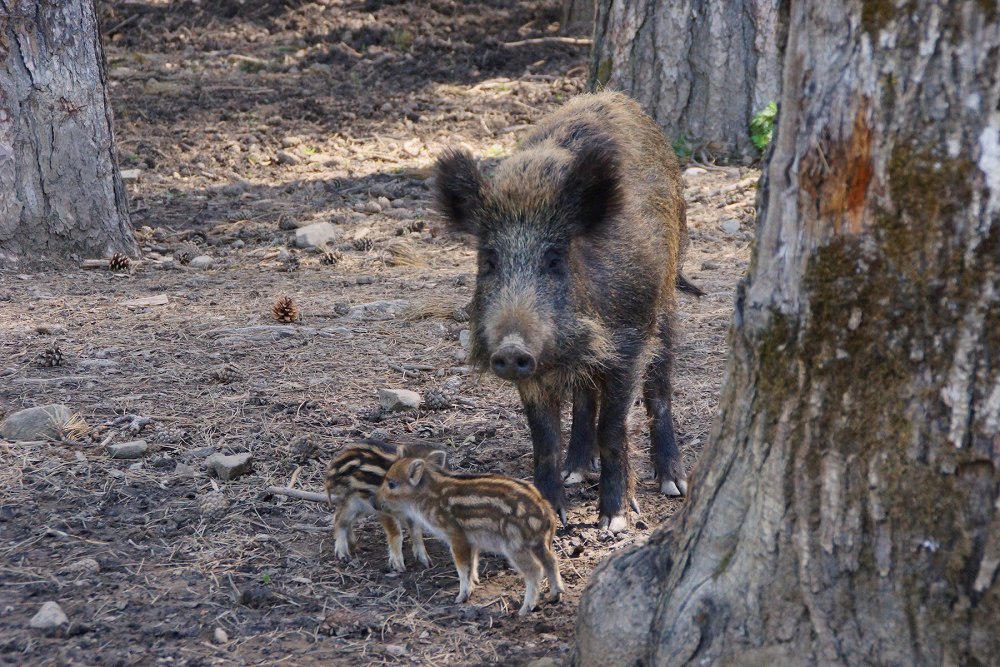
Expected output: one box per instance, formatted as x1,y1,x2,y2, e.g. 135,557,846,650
267,486,329,504
502,37,592,48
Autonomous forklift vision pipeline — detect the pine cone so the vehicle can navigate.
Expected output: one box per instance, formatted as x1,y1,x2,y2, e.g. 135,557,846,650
358,405,383,423
174,242,200,265
36,346,64,367
333,302,351,316
422,390,451,411
109,252,131,272
282,251,300,272
352,238,374,252
321,249,343,266
211,364,243,384
416,423,437,438
272,296,299,323
406,220,426,233
198,491,229,518
288,434,319,462
148,428,191,445
452,306,470,323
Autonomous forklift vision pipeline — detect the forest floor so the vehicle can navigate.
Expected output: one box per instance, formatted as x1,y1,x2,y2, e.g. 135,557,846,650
0,1,757,665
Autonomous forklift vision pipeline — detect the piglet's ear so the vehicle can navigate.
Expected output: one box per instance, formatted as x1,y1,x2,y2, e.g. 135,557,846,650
434,149,485,236
425,450,448,469
562,141,623,237
406,459,427,486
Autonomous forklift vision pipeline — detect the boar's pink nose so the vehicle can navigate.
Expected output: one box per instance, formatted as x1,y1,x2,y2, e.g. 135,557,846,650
491,343,537,380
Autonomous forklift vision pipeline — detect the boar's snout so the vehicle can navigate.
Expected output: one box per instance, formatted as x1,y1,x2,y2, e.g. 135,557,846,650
491,341,537,381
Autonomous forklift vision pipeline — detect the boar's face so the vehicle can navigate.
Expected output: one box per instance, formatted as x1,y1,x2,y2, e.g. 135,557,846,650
435,143,621,383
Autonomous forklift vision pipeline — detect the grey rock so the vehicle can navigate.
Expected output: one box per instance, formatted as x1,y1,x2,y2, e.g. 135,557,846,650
206,452,253,480
295,222,339,249
0,404,72,441
189,255,215,270
378,388,421,412
526,659,559,667
108,440,148,459
683,166,708,177
345,299,408,320
214,627,230,644
720,219,741,235
173,462,197,477
120,168,142,181
276,150,302,165
459,329,471,350
385,644,407,658
701,260,721,270
29,601,68,629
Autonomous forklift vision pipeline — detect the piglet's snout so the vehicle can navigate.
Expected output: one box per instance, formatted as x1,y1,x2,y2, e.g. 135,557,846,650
490,338,537,380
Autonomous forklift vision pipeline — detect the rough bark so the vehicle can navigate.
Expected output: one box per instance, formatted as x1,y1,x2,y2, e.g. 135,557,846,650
577,1,1000,665
590,0,784,162
0,0,136,263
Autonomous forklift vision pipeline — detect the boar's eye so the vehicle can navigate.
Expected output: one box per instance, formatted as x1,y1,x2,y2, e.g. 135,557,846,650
543,248,566,276
479,248,498,277
387,480,398,490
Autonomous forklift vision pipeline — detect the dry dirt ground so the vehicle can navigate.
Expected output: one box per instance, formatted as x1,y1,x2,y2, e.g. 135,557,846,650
0,1,757,665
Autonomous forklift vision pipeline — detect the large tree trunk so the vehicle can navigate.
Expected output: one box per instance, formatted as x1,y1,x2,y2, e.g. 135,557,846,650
590,0,784,162
0,0,136,263
576,1,1000,665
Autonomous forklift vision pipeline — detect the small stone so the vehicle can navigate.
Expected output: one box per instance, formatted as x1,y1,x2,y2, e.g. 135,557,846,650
108,440,148,459
173,462,197,478
214,627,229,644
345,299,408,320
359,200,382,214
385,644,407,657
189,255,215,270
120,169,142,181
79,359,118,370
295,222,339,249
459,329,471,350
276,150,302,165
206,452,253,480
720,219,741,235
701,260,721,270
378,388,421,412
29,601,68,630
0,404,72,441
35,324,66,335
683,166,708,177
376,196,392,210
526,658,558,667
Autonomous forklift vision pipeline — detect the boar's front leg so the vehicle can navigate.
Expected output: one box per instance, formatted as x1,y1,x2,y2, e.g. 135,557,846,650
522,394,565,525
563,386,599,486
645,314,687,496
596,365,640,533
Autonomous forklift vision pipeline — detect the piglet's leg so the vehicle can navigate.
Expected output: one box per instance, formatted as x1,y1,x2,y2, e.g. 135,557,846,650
409,520,431,568
470,547,480,585
564,386,599,486
509,551,543,616
378,513,406,572
450,536,476,603
333,500,362,560
533,543,564,603
522,394,565,525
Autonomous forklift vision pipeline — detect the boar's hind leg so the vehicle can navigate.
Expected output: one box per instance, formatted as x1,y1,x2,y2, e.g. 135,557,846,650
523,395,566,525
644,315,687,496
596,366,639,533
564,386,599,486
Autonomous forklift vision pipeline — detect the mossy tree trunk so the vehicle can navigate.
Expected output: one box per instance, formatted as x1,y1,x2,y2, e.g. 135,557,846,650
576,1,1000,665
0,0,136,264
590,0,784,162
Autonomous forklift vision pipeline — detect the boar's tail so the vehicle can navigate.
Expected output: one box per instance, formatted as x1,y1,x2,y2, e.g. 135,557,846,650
676,272,705,297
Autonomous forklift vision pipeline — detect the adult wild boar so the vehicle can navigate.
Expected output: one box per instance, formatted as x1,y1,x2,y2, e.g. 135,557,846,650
434,92,690,532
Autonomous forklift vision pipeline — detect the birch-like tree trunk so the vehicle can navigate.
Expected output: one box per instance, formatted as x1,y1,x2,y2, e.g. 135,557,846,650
591,0,784,161
0,0,136,263
576,1,1000,664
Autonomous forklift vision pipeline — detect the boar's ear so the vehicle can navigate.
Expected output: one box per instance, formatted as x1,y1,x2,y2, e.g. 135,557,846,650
563,143,622,236
425,450,448,470
406,459,427,486
434,149,485,236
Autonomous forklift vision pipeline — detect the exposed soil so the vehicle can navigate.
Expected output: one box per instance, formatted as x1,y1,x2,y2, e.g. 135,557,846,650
0,1,756,665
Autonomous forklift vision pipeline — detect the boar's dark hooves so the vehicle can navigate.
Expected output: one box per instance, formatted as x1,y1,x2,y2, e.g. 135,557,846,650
676,272,706,297
660,478,688,496
433,149,484,236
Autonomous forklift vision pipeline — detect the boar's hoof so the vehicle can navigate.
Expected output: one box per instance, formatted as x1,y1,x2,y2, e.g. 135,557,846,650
490,344,537,381
660,478,688,497
547,590,563,604
334,541,352,561
598,514,629,533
